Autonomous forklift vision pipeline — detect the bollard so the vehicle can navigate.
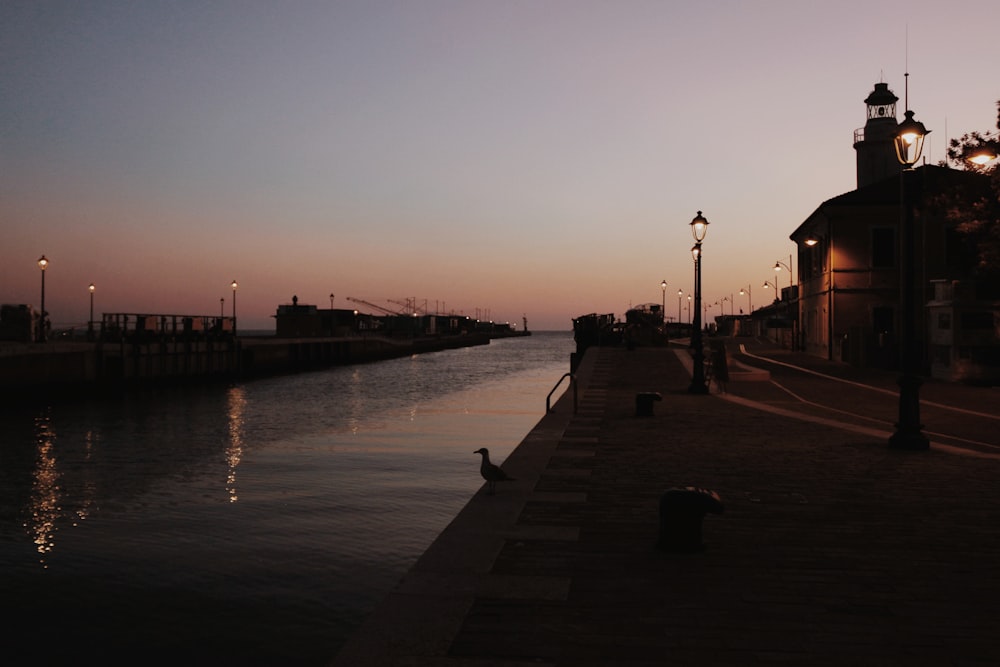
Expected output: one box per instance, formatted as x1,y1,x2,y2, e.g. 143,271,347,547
635,392,662,417
658,486,724,552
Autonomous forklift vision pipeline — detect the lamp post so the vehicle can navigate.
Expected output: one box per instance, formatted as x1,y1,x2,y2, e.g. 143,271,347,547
688,211,709,394
762,280,778,343
231,280,238,335
686,294,691,324
888,79,930,451
660,280,668,324
330,293,335,309
677,289,683,324
37,255,48,342
773,257,793,289
220,297,224,318
774,257,796,348
88,283,95,339
739,285,752,314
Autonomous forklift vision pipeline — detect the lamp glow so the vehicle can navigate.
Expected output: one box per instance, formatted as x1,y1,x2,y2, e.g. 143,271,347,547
894,110,929,167
690,211,708,242
968,148,997,166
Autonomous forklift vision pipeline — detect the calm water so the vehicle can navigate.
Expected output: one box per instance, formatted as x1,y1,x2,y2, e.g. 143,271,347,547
1,331,573,665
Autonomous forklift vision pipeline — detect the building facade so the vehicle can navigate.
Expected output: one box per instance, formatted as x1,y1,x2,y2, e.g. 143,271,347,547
789,82,998,383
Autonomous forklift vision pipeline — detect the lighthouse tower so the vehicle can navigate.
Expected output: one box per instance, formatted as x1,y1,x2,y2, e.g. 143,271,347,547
853,82,903,188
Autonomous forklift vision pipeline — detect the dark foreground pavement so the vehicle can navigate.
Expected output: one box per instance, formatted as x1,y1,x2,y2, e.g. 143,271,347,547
332,344,1000,666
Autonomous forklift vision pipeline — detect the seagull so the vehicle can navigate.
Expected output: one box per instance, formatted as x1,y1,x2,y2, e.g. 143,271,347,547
474,448,515,495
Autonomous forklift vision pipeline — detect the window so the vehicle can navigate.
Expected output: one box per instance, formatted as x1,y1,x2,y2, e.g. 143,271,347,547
871,227,895,268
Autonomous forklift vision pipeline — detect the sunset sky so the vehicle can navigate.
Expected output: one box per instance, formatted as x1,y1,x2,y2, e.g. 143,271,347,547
3,1,997,331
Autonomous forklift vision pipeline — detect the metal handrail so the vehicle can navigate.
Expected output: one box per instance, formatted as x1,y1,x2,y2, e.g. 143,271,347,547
546,372,577,414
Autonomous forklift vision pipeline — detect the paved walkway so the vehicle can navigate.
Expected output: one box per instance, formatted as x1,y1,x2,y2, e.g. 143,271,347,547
332,343,1000,666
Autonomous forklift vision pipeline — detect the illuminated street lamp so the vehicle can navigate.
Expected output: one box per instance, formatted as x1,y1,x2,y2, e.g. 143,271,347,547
686,294,691,324
774,256,798,349
688,211,709,395
894,111,928,168
739,285,752,313
231,280,238,335
761,280,779,343
660,279,668,323
888,78,930,451
774,257,793,288
677,288,683,324
962,133,998,168
37,255,48,342
968,147,998,166
88,283,95,339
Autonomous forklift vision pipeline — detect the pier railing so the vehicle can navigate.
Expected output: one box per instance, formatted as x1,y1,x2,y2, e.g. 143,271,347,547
546,372,577,414
100,312,235,342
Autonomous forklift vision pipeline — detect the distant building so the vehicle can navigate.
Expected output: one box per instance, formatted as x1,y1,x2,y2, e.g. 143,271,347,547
0,304,37,342
273,296,481,338
273,296,324,337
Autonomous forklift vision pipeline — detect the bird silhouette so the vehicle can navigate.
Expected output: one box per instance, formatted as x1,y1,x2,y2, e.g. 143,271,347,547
474,448,515,495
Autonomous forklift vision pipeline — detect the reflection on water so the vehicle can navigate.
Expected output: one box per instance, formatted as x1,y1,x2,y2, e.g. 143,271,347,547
29,411,59,565
226,386,247,503
1,331,573,664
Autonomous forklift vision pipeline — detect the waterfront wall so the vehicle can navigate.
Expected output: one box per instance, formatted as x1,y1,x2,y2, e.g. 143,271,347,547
0,333,494,396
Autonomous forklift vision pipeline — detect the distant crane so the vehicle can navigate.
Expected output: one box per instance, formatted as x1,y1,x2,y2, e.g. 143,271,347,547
387,298,427,315
345,297,400,316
